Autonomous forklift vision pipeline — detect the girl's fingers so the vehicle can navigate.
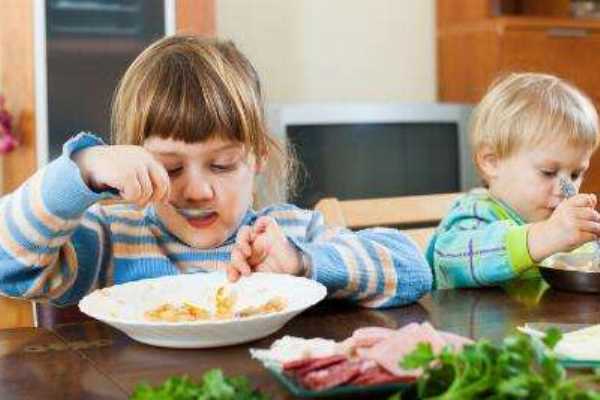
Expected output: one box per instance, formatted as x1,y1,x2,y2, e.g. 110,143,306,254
226,264,240,282
148,162,170,203
252,216,274,236
248,234,271,265
121,174,142,203
235,226,252,257
230,247,252,277
136,169,153,207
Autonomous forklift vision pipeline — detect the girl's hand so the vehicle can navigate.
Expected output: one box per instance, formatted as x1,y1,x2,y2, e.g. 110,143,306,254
73,145,170,207
227,216,304,282
528,194,600,262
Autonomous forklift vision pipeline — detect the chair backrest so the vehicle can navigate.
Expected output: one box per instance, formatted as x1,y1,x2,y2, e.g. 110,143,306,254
315,192,461,250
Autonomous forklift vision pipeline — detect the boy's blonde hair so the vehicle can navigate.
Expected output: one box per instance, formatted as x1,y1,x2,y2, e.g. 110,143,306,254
111,34,296,206
470,72,599,181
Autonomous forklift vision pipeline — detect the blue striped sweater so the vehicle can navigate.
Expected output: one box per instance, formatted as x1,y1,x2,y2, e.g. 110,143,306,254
0,134,432,308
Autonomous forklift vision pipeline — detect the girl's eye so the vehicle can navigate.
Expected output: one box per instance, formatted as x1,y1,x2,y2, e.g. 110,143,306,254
167,167,183,177
541,170,556,177
571,171,582,181
211,163,235,172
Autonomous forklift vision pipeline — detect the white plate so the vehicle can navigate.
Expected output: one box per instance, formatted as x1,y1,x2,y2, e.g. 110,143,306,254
78,272,327,348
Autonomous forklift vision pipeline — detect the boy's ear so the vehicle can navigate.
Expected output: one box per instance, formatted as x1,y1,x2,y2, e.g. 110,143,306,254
476,145,500,181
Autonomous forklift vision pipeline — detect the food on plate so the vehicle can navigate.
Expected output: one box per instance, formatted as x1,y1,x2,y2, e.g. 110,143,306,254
144,302,210,322
521,323,600,361
250,322,472,391
144,284,288,323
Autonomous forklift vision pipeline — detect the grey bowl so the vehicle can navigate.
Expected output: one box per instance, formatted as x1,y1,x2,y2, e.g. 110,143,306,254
539,253,600,294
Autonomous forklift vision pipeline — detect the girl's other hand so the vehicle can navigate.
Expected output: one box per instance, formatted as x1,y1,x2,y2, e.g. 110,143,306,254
227,216,303,282
528,193,600,262
73,145,170,207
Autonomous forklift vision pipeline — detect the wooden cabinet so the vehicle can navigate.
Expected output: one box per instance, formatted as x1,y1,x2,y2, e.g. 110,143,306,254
437,0,600,192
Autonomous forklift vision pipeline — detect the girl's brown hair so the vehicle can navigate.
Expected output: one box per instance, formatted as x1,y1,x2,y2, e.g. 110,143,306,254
111,34,296,206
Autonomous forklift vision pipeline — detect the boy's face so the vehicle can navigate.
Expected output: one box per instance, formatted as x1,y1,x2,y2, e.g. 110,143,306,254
484,139,594,223
144,136,259,249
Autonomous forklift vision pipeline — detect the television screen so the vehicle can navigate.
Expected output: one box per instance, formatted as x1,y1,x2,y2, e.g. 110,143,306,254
288,122,460,208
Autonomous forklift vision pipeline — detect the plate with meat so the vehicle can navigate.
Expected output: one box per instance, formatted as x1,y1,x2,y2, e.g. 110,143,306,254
250,322,473,397
78,271,327,348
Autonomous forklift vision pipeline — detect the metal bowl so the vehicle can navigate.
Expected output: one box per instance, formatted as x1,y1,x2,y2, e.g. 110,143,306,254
539,253,600,294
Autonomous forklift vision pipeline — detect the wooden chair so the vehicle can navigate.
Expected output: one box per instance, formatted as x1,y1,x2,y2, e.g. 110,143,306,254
315,192,461,250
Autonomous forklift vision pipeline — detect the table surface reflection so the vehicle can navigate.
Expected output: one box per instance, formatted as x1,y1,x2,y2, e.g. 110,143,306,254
2,280,600,399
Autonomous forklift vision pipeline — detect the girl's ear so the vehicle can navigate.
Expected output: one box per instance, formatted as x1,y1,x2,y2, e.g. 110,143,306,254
253,153,267,174
476,145,500,182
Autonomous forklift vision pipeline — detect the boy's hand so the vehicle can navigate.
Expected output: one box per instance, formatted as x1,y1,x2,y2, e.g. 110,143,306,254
528,193,600,262
227,216,304,282
73,145,170,207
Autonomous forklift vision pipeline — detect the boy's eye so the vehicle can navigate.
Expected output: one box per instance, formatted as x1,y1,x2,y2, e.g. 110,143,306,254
541,170,556,177
571,171,583,181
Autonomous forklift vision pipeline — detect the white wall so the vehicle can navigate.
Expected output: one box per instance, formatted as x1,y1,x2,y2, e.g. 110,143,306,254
217,0,436,104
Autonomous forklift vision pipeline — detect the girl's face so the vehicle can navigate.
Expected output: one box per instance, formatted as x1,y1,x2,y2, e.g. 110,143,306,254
144,136,260,249
484,139,593,223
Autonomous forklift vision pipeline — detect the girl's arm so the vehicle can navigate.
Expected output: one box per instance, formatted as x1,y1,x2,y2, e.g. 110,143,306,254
428,206,535,289
262,204,433,308
0,134,114,305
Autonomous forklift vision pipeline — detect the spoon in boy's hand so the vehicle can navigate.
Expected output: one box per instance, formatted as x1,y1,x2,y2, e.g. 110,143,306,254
559,176,600,263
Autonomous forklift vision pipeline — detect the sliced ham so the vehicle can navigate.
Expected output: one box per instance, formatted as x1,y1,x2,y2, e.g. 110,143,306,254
349,326,402,347
299,359,362,391
283,355,347,376
359,322,447,377
252,321,473,393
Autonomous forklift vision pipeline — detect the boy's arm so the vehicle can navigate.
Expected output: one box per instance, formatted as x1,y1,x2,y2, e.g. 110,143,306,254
429,199,535,289
262,205,433,308
0,133,114,305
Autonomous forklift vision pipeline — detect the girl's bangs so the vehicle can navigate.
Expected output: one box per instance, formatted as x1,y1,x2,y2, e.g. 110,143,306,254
143,65,245,145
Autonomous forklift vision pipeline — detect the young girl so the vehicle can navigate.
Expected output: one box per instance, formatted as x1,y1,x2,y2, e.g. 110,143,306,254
427,73,600,289
0,35,431,308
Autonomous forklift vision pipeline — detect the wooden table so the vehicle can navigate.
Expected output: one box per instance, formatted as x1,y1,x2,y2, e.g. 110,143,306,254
2,280,600,399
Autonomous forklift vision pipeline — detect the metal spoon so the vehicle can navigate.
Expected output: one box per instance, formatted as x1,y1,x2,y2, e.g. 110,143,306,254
559,176,600,266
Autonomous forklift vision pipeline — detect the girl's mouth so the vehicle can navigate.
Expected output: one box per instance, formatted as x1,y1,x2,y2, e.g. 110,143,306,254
177,208,218,228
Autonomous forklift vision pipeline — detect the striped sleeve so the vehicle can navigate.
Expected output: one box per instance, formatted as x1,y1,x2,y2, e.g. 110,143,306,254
427,197,536,289
262,204,432,308
0,133,114,305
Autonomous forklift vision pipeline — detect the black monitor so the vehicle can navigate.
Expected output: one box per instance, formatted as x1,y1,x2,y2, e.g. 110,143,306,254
266,103,475,208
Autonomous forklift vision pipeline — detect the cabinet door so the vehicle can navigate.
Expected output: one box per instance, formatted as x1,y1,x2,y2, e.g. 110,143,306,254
500,28,600,192
500,28,600,105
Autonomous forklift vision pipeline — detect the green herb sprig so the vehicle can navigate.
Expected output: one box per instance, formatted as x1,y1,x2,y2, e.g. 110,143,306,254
390,328,600,400
130,368,270,400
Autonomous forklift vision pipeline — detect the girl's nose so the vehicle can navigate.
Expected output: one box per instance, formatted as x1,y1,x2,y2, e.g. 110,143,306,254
182,173,215,201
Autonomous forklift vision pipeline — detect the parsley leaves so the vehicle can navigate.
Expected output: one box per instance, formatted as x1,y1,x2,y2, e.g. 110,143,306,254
130,368,269,400
392,328,600,400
